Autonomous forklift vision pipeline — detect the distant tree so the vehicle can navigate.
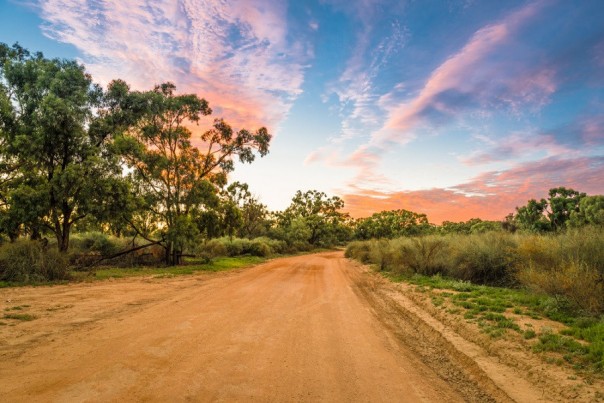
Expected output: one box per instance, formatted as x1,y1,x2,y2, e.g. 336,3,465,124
515,199,550,232
469,220,501,233
116,82,271,264
501,213,518,233
0,43,133,251
439,218,483,235
568,195,604,227
223,182,269,238
276,190,349,246
355,209,431,239
546,187,586,231
514,187,586,232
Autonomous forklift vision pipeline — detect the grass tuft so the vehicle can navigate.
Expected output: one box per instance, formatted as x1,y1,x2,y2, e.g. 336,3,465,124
3,313,37,321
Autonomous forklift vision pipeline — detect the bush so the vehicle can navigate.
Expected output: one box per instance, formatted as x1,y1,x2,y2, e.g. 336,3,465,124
368,239,399,272
202,237,289,258
345,241,373,263
396,236,450,276
516,227,604,314
249,240,272,257
204,239,229,258
70,232,123,256
345,227,604,315
450,232,518,286
0,240,69,282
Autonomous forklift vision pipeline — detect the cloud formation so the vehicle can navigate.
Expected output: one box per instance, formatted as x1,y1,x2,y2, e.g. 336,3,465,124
344,156,604,223
37,0,311,130
372,1,547,147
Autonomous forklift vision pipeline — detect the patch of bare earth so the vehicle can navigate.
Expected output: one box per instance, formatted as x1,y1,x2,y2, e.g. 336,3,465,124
0,251,598,401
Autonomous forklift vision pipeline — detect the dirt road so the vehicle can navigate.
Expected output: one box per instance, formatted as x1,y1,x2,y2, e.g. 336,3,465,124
0,252,547,401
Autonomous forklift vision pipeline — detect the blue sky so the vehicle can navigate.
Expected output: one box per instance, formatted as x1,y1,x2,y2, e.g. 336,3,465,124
1,0,603,222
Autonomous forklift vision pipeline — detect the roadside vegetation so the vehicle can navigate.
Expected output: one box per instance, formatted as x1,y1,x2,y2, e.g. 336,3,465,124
346,188,604,374
0,43,351,285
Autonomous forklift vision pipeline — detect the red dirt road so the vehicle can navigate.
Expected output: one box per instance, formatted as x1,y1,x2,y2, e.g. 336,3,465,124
0,252,544,401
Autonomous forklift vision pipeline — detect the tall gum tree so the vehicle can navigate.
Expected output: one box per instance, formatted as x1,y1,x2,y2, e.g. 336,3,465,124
0,43,134,251
116,83,271,265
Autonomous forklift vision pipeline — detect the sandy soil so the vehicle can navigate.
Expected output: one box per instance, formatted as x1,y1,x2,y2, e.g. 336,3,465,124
0,251,590,402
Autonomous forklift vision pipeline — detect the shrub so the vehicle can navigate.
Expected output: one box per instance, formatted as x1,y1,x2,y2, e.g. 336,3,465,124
202,237,288,258
516,227,604,315
70,232,123,256
249,240,272,257
396,236,450,276
450,232,518,286
345,241,373,263
0,241,69,282
204,239,229,258
368,239,399,272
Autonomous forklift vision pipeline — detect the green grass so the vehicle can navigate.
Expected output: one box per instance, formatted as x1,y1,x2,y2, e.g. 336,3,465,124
3,313,37,321
90,255,267,280
4,305,30,311
384,271,604,373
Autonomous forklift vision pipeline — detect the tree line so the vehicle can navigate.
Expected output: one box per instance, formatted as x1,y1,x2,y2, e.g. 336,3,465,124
1,43,602,268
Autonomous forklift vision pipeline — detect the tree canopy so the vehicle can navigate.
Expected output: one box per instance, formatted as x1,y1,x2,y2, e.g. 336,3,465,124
115,82,271,264
0,43,133,251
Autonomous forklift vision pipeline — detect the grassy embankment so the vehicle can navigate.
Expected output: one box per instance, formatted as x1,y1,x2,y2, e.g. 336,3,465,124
346,227,604,374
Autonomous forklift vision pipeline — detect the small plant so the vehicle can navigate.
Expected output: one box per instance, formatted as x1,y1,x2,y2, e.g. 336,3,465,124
3,313,37,321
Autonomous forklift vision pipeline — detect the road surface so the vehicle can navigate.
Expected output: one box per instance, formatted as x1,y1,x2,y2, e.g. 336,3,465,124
1,252,523,401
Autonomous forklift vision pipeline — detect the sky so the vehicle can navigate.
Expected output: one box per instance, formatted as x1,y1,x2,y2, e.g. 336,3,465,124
1,0,603,223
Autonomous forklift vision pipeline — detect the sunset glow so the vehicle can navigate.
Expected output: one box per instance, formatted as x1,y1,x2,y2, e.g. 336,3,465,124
1,0,603,222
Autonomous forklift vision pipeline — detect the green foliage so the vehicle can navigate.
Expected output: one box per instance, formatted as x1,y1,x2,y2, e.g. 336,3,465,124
275,190,349,247
347,226,604,314
450,232,518,286
569,195,604,227
70,232,122,257
0,43,134,251
513,187,588,232
203,236,288,258
223,182,270,238
354,209,432,239
0,240,69,282
516,226,604,314
115,82,271,265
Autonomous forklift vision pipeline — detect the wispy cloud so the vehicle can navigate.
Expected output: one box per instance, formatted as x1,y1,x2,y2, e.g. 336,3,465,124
372,1,547,147
36,0,311,130
322,0,409,143
462,131,573,165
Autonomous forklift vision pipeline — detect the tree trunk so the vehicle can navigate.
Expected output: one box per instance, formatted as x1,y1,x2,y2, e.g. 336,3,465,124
58,229,70,252
55,220,71,253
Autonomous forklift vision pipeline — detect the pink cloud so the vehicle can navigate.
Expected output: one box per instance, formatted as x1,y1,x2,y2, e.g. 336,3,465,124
462,131,573,165
580,115,604,146
371,1,545,147
36,0,310,133
343,156,604,223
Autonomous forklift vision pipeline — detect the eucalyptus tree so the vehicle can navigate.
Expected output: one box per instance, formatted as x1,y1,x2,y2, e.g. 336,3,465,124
116,83,271,265
0,43,133,251
355,209,431,239
276,190,349,246
223,181,269,238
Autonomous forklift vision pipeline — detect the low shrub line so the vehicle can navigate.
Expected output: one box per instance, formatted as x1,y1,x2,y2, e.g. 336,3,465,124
346,226,604,315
